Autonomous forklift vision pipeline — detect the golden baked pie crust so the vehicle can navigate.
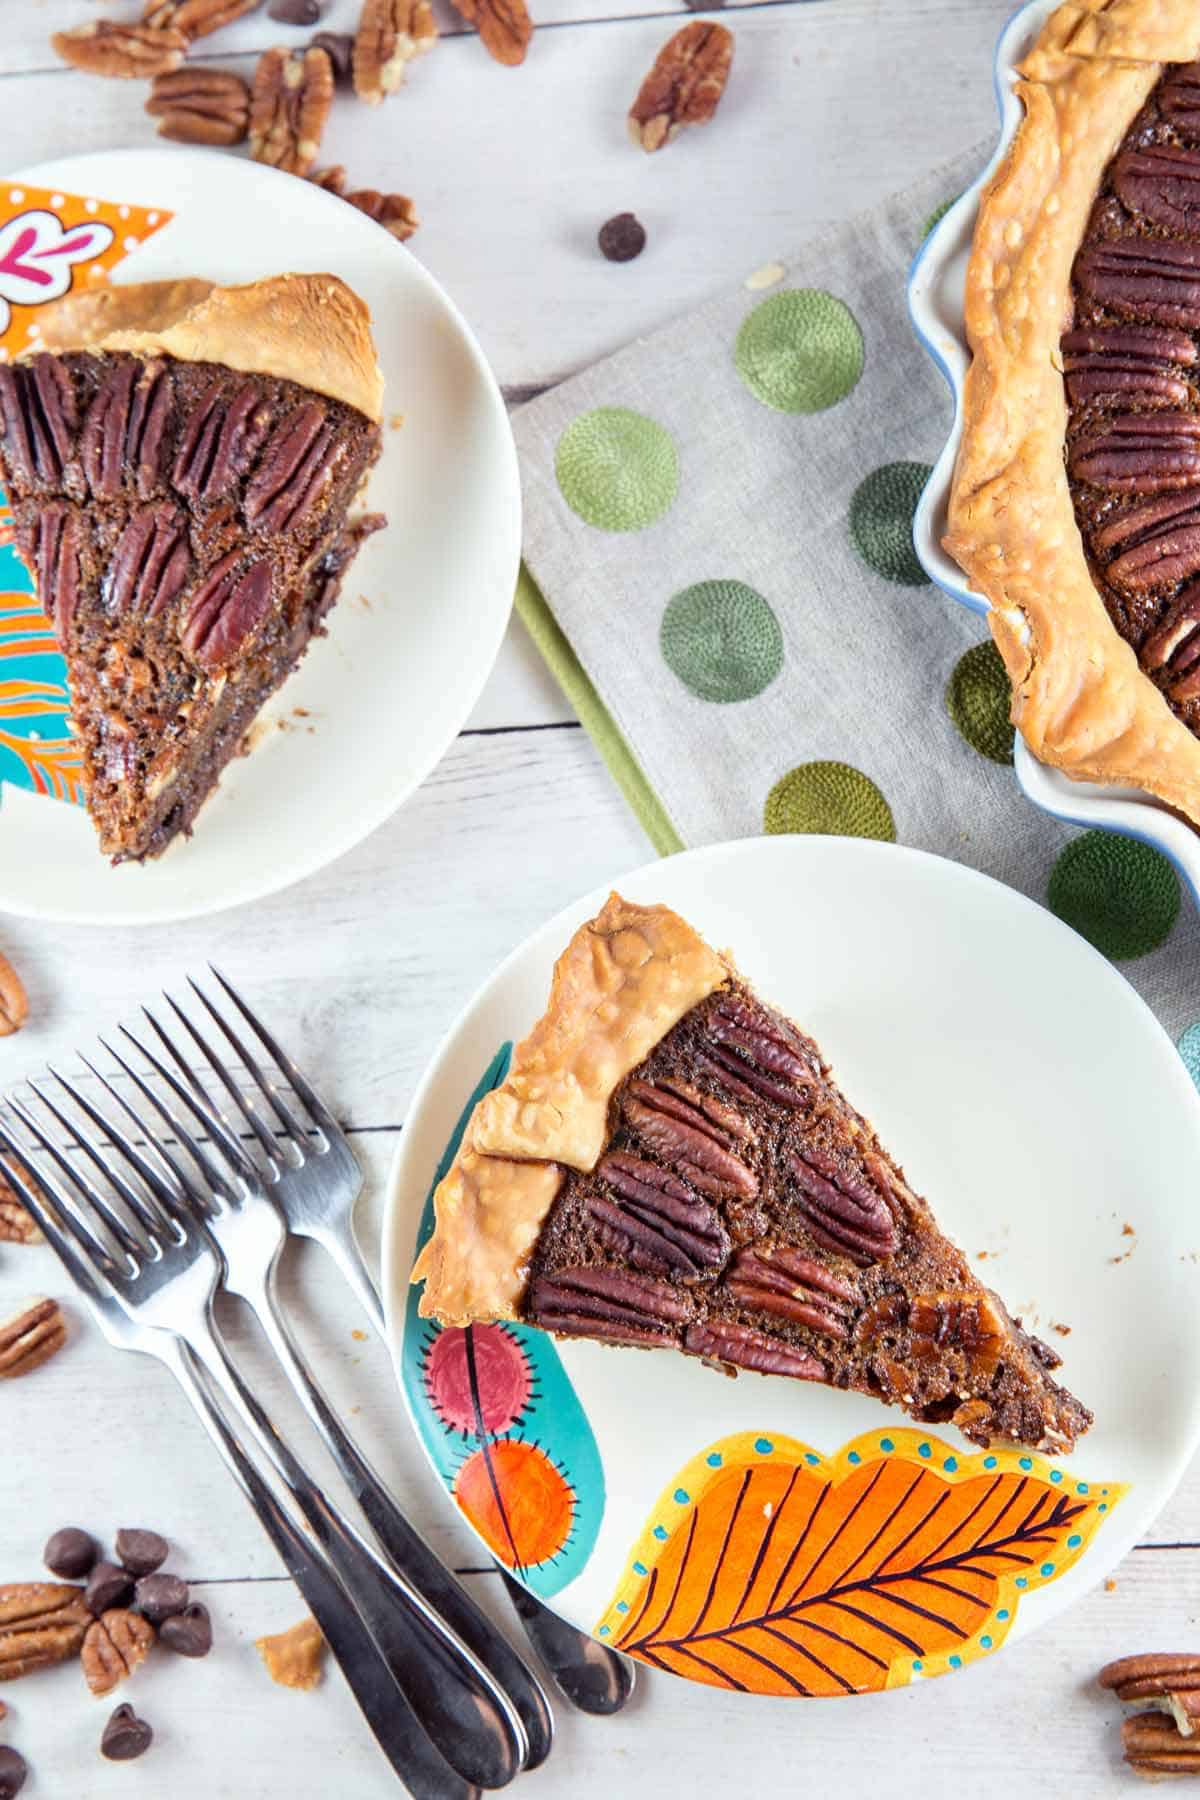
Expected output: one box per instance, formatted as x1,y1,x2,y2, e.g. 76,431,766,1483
28,273,384,422
412,893,729,1325
945,0,1200,824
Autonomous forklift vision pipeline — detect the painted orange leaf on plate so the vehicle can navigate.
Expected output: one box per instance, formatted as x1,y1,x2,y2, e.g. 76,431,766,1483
596,1430,1125,1696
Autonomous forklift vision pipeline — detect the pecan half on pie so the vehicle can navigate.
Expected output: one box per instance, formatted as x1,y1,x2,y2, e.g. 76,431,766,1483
947,0,1200,827
0,273,384,861
413,895,1091,1453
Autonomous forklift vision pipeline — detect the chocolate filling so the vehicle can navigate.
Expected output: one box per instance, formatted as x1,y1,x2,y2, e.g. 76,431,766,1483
524,984,1091,1452
0,350,382,862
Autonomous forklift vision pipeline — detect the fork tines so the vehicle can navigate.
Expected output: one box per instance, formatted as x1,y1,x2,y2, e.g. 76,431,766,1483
0,970,328,1248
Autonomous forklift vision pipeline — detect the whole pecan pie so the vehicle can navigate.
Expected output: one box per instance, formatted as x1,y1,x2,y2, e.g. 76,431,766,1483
413,895,1091,1453
0,273,384,861
947,0,1200,826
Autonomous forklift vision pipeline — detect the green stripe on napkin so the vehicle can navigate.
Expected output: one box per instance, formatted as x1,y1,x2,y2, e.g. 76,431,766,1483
515,563,683,857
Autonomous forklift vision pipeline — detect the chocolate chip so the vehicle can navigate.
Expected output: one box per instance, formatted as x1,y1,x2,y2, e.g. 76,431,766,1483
134,1573,188,1624
44,1526,97,1580
310,31,353,83
158,1602,212,1658
115,1528,168,1576
598,213,647,263
100,1704,153,1763
0,1747,27,1798
268,0,323,20
85,1560,134,1616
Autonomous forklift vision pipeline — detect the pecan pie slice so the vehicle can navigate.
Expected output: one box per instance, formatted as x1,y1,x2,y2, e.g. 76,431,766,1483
0,274,384,861
947,0,1200,829
413,895,1091,1453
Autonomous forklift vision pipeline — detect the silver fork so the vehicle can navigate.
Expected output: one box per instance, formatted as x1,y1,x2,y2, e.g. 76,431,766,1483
107,1004,554,1774
0,1120,481,1800
170,969,632,1719
1,1070,527,1793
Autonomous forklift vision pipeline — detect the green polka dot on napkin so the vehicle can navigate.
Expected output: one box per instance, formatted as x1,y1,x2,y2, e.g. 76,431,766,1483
1047,831,1180,962
660,580,783,703
849,462,931,587
735,290,864,414
946,641,1014,764
556,407,678,532
764,761,895,842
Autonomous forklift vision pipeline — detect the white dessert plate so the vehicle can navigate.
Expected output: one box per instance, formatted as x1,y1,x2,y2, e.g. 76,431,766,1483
908,0,1200,908
0,147,519,924
383,836,1200,1698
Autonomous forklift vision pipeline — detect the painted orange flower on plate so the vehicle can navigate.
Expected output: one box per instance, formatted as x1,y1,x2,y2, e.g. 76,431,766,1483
596,1429,1125,1696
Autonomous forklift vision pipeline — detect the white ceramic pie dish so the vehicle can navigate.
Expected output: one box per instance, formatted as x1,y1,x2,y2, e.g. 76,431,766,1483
908,0,1200,907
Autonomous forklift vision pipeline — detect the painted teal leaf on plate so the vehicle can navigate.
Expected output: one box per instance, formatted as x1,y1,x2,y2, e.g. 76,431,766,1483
403,1044,605,1597
0,489,83,810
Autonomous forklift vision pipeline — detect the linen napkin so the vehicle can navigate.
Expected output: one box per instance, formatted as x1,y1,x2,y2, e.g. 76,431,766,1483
511,148,1200,1048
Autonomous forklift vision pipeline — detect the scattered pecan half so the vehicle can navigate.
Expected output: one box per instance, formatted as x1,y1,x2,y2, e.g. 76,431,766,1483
256,1615,325,1690
0,1176,41,1246
311,170,419,239
0,1583,91,1680
1122,1711,1200,1775
146,67,251,145
529,1264,690,1346
81,1610,155,1698
589,1150,727,1276
143,0,262,37
447,0,531,67
0,1299,66,1381
249,45,334,175
1102,1653,1200,1738
0,955,28,1036
352,0,437,103
725,1244,858,1339
51,19,187,79
684,1318,825,1380
628,21,734,153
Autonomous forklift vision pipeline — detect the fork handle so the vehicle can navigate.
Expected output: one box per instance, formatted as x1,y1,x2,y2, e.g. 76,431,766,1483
186,1319,526,1790
256,1264,554,1770
162,1338,479,1800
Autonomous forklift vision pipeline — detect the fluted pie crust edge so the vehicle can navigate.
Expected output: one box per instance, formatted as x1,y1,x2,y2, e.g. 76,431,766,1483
411,894,728,1325
945,0,1200,825
28,273,384,424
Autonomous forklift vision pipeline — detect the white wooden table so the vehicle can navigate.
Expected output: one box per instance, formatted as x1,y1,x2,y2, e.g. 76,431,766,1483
0,2,1190,1793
